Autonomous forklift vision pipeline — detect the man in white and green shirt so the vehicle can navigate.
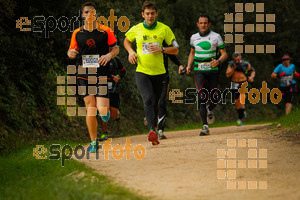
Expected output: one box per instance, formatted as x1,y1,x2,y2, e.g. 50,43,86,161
124,1,179,145
186,14,228,136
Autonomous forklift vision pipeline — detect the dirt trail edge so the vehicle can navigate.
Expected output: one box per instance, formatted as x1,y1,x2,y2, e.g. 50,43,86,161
77,124,300,200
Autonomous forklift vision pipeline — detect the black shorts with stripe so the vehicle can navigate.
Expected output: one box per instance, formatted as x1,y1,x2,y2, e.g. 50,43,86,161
76,77,108,98
76,66,110,98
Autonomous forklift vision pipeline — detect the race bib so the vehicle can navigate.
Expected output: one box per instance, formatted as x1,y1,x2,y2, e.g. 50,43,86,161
142,42,159,54
198,62,212,70
82,55,99,68
281,75,293,86
231,82,240,89
108,82,113,90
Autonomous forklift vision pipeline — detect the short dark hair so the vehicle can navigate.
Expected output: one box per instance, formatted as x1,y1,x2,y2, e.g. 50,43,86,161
232,52,241,58
142,1,157,12
198,14,211,23
81,1,96,10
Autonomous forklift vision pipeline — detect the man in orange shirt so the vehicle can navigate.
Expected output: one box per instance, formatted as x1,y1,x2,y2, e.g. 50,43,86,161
67,2,119,152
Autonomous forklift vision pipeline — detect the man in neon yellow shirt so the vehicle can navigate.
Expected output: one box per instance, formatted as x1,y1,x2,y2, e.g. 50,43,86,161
124,1,179,145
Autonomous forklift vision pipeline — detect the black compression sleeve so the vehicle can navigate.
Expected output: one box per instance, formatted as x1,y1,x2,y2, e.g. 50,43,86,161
168,54,182,66
115,57,126,78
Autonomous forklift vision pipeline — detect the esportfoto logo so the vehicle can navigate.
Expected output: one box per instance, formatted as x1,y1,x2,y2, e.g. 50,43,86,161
169,81,282,109
16,9,130,38
34,138,146,167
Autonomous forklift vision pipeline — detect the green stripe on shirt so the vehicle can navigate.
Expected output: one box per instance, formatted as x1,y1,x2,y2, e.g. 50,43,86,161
195,50,216,54
194,56,216,61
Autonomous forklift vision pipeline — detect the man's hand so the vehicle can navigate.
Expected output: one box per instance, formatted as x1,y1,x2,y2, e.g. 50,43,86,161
128,51,137,64
278,72,287,77
147,45,162,54
186,66,191,75
178,65,184,74
210,58,220,68
112,75,119,83
248,76,254,82
98,53,112,66
67,48,79,59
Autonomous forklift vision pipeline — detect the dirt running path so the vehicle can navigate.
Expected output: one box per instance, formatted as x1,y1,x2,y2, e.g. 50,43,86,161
78,124,300,200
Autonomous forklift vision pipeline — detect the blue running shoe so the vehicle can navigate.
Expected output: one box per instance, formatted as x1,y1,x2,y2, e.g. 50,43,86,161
237,119,242,126
101,111,110,122
87,141,99,153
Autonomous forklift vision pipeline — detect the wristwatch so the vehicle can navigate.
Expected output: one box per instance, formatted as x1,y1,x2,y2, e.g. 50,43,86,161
162,47,165,52
217,60,221,64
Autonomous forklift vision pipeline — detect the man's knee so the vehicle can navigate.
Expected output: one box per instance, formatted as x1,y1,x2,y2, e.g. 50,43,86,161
84,96,96,107
143,95,154,107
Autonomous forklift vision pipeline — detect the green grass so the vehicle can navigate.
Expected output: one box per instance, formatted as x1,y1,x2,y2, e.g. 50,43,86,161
0,142,147,200
272,107,300,132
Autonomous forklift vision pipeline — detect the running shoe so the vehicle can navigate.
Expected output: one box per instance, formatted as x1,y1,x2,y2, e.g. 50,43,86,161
87,141,99,153
148,130,160,145
199,125,210,136
99,132,109,141
236,119,243,126
158,129,167,140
